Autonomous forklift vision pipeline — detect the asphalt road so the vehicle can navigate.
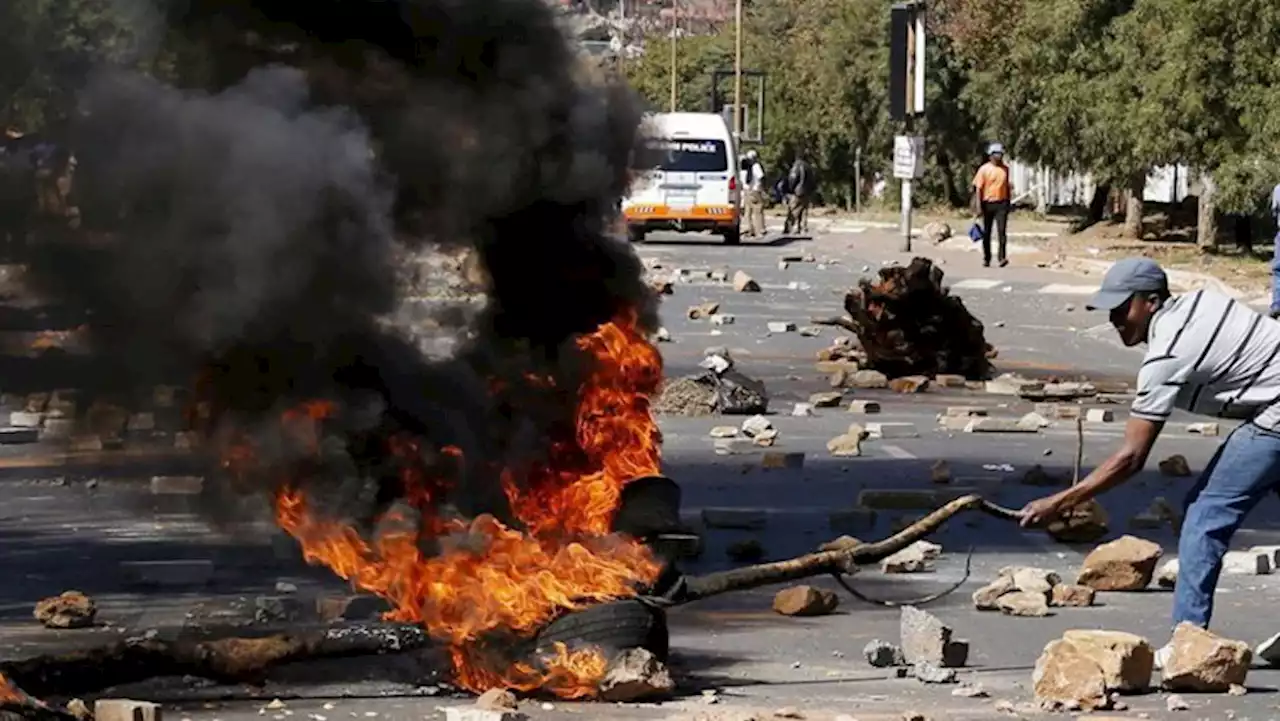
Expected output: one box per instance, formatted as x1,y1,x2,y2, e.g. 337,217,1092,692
4,222,1280,721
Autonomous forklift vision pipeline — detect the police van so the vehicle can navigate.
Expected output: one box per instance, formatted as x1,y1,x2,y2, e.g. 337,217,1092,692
622,112,741,244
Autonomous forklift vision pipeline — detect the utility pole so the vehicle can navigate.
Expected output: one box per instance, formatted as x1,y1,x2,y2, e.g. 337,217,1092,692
669,1,678,111
889,2,925,253
732,0,743,141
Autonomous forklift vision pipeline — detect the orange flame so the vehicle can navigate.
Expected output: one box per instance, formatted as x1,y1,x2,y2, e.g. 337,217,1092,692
0,672,33,705
244,311,663,697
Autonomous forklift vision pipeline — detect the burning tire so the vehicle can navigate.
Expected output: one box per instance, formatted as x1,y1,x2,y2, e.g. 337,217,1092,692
533,599,669,661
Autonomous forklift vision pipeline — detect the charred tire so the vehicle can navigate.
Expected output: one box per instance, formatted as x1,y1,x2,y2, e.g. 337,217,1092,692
534,599,669,661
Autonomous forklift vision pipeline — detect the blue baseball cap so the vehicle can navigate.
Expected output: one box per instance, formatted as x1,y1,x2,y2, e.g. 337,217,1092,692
1086,257,1169,311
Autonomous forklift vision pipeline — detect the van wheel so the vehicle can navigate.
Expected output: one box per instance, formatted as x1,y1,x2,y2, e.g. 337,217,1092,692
722,227,741,245
627,227,646,243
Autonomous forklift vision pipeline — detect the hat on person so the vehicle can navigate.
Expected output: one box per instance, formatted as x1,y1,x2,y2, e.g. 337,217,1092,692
1086,257,1169,311
987,142,1005,155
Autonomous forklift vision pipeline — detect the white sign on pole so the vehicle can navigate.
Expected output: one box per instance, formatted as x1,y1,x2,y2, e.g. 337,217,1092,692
892,135,925,179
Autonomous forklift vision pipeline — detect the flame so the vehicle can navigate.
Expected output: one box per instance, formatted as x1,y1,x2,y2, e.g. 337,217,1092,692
246,311,664,698
0,672,34,705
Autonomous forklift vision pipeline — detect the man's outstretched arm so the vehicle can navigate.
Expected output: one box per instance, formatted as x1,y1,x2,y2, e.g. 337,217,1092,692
1019,416,1164,527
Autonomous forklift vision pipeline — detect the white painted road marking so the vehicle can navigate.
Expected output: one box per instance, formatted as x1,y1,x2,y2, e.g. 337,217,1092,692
950,278,1003,290
881,444,917,459
1037,283,1097,295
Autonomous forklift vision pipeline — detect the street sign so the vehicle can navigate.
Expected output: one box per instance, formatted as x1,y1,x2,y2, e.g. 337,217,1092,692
893,135,924,179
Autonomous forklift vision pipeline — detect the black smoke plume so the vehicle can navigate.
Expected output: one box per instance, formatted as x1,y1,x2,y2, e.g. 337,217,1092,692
22,0,658,529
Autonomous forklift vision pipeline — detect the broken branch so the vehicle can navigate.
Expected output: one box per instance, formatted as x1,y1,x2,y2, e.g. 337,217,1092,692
0,624,430,699
672,495,1019,604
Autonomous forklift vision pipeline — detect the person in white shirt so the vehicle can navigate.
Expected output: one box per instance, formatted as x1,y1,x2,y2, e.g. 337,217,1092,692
742,149,766,237
1019,257,1280,667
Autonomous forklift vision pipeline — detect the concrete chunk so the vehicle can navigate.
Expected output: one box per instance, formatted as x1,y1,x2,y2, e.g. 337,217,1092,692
866,422,918,439
1186,422,1220,436
8,411,42,428
1163,622,1251,692
767,322,796,333
899,606,968,667
150,476,205,495
1222,550,1272,575
442,708,524,721
847,399,881,414
95,700,162,721
1085,408,1115,423
944,406,988,417
119,560,214,589
965,417,1039,433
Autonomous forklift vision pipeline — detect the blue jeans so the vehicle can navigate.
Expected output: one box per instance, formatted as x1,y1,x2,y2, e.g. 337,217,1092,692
1173,422,1280,627
1271,230,1280,314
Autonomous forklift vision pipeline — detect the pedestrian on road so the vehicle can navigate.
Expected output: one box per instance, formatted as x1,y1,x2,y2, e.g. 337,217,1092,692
971,142,1011,268
1018,257,1280,667
743,149,766,238
783,155,814,235
1269,181,1280,319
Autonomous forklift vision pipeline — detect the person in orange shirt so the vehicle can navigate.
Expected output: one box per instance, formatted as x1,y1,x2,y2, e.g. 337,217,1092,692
971,142,1011,267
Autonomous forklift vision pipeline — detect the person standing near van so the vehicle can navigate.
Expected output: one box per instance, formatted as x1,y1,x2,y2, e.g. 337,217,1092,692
743,149,767,237
971,142,1011,268
784,155,814,235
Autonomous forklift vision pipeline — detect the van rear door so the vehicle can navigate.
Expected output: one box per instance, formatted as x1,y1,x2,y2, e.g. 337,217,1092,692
637,137,732,216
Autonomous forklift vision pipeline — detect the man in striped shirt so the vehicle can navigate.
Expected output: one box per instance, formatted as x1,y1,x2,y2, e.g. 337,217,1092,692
1019,257,1280,666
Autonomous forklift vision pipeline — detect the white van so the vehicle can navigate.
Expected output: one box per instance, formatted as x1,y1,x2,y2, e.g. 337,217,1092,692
622,112,741,244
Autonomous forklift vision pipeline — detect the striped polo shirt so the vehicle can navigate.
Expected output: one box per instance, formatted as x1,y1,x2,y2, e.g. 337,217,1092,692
1133,289,1280,430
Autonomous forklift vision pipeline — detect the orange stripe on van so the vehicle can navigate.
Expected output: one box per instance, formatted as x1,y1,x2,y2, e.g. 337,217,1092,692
623,205,738,222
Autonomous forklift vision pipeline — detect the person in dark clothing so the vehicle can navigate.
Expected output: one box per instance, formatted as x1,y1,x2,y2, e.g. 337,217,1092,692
971,142,1011,267
783,156,813,235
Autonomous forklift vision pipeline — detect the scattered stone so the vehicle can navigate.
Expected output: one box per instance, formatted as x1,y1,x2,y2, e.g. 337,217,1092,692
881,544,932,574
150,475,204,495
761,451,805,469
929,460,951,484
1032,639,1110,711
809,391,843,408
8,411,42,428
1228,682,1247,695
1035,402,1082,420
475,689,518,712
944,406,988,418
95,700,162,721
1047,499,1110,543
889,376,930,394
66,699,91,721
1076,535,1163,591
772,585,839,617
597,647,675,702
654,327,672,342
34,591,97,629
1050,584,1096,607
1161,622,1251,692
863,640,905,668
1017,411,1051,430
709,426,739,438
726,539,765,563
972,574,1016,611
732,271,760,292
1061,630,1154,692
1223,549,1272,575
752,428,780,447
1158,454,1192,477
1185,422,1219,436
1254,631,1280,666
799,326,822,337
1156,558,1179,588
1249,544,1280,568
254,595,306,623
951,683,988,698
985,373,1043,395
850,370,889,389
866,422,918,439
713,438,755,455
996,591,1050,617
791,402,815,416
741,415,774,437
935,374,966,388
710,313,735,325
922,221,951,243
826,432,865,457
819,535,860,553
768,322,797,333
965,417,1039,433
900,606,968,667
701,508,766,530
847,399,881,414
914,661,957,684
1165,694,1189,711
